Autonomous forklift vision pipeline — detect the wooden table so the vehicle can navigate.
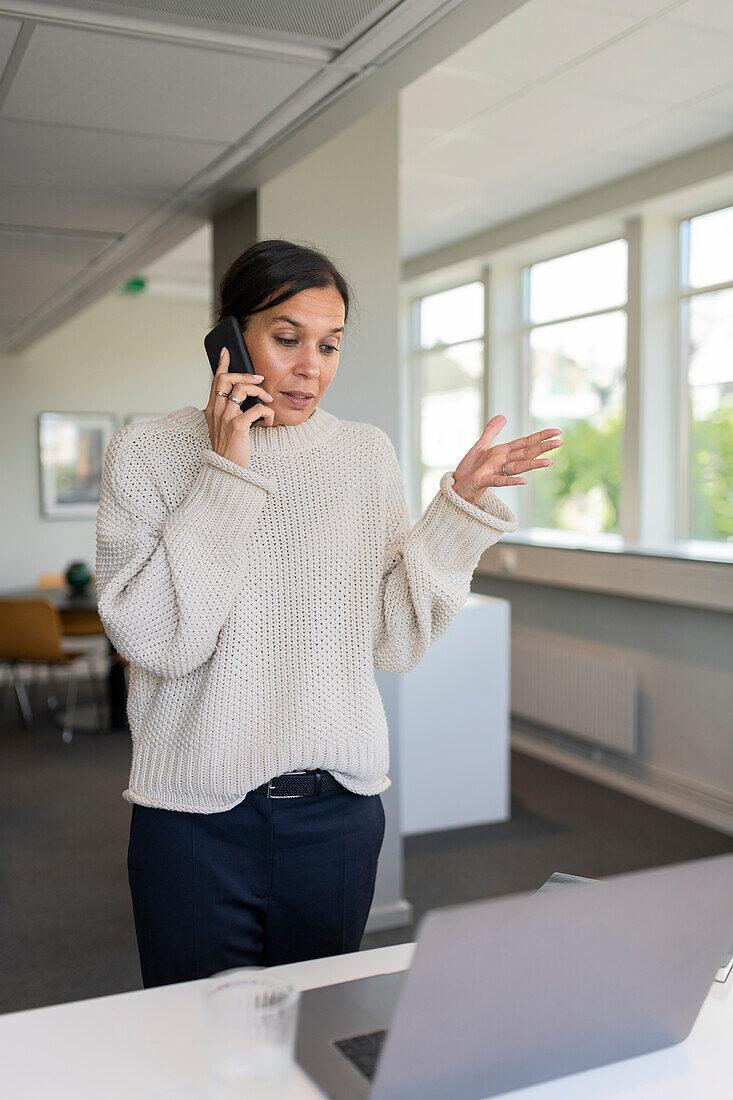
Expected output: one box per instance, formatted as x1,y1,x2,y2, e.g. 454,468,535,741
0,584,128,730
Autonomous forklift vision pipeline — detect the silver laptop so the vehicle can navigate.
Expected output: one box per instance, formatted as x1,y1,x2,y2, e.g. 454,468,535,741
295,852,733,1100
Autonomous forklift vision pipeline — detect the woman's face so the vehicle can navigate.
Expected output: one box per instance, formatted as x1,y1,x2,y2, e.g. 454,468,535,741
242,284,345,426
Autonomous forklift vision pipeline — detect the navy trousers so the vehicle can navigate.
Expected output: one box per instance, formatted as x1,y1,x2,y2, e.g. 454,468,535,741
127,780,386,988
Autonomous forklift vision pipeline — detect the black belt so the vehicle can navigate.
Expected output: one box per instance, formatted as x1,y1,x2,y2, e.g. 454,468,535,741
254,769,342,799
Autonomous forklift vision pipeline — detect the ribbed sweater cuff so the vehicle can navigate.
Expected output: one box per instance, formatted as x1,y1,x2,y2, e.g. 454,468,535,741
165,450,276,547
410,471,519,573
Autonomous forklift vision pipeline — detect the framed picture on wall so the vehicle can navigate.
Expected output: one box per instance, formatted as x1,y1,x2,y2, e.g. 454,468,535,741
124,413,167,425
38,411,116,520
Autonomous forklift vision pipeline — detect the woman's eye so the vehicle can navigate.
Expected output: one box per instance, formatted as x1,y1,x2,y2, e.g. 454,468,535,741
275,336,338,354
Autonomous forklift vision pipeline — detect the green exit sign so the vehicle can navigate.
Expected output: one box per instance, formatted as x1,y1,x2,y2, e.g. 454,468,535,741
119,276,147,295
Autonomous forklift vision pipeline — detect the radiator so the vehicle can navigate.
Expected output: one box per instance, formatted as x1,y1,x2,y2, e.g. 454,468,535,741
511,627,638,755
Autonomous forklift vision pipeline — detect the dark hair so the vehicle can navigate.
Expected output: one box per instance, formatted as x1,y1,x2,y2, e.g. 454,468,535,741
216,239,354,330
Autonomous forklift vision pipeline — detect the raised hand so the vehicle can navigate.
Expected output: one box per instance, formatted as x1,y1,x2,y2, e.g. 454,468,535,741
452,415,563,506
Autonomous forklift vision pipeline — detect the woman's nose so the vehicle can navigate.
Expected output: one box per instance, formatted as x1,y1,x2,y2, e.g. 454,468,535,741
298,347,321,374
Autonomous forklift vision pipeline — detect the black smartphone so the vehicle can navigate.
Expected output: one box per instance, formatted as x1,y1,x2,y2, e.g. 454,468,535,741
204,315,263,415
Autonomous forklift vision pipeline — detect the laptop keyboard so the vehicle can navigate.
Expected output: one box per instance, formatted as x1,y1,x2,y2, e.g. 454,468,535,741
333,1029,388,1081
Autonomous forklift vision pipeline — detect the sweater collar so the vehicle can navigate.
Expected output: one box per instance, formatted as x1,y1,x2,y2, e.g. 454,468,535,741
169,403,342,456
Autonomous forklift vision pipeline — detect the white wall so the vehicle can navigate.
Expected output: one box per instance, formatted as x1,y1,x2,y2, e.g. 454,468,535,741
0,293,211,588
258,97,403,453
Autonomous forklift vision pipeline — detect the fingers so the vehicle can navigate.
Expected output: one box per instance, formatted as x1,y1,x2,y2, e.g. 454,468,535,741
214,346,230,375
213,346,264,383
511,437,563,462
509,426,563,450
480,414,506,440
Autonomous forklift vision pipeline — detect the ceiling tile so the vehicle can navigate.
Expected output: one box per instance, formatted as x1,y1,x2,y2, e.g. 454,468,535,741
460,84,662,156
540,19,733,107
436,0,643,82
689,82,733,115
0,16,22,71
578,0,685,13
404,131,558,187
0,118,227,191
400,181,565,259
400,69,527,131
667,0,733,34
400,123,451,158
0,228,116,257
585,106,733,161
0,253,100,328
0,181,170,235
521,147,649,193
3,23,322,142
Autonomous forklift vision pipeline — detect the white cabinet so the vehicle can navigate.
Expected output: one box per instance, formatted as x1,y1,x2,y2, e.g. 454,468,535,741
397,594,511,835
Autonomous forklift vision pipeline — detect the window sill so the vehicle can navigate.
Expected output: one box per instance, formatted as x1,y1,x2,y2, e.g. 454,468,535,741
476,530,733,613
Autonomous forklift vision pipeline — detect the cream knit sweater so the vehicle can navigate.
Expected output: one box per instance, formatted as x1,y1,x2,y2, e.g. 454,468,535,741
95,403,518,812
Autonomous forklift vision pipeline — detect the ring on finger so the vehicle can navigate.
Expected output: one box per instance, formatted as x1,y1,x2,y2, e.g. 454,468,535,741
215,389,231,398
502,461,509,477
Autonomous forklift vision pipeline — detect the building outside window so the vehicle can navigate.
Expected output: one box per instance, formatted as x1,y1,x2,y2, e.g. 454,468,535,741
679,205,733,546
521,239,628,537
410,281,485,514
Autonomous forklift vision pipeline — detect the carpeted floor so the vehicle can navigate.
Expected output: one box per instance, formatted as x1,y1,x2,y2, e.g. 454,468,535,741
2,681,732,1014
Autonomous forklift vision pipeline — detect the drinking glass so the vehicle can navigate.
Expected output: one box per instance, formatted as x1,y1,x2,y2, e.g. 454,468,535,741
204,975,301,1099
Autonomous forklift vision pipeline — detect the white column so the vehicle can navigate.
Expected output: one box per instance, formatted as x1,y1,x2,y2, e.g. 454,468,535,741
258,97,412,932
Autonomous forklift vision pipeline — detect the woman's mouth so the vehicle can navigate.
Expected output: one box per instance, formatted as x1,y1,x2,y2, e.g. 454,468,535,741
283,392,314,407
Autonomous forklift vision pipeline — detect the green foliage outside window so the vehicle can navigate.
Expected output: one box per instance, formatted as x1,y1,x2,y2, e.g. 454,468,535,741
528,401,732,541
690,401,733,542
530,409,624,533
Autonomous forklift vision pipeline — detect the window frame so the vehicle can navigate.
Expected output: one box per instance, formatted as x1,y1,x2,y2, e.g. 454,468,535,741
406,277,488,517
518,236,630,536
676,209,733,545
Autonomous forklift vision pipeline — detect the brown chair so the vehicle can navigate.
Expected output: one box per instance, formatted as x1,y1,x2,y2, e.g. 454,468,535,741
36,572,106,648
0,599,106,743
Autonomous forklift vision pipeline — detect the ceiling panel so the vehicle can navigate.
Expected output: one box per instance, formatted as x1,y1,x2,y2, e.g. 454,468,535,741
580,0,690,14
689,82,733,116
0,118,228,191
3,23,322,142
400,69,528,131
461,84,664,154
668,0,733,35
39,0,391,47
399,0,733,263
585,106,733,162
543,19,733,108
400,122,451,158
0,181,172,235
0,252,109,329
0,228,117,257
0,16,22,69
515,147,648,194
436,0,643,82
400,180,565,256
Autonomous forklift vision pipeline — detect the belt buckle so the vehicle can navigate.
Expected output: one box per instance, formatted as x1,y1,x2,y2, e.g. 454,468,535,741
266,778,300,799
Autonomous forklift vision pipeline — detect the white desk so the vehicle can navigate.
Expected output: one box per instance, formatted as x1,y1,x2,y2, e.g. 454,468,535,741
0,943,730,1099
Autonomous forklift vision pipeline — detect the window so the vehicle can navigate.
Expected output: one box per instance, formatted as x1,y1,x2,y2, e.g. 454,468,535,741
521,240,628,536
679,206,733,546
410,282,485,514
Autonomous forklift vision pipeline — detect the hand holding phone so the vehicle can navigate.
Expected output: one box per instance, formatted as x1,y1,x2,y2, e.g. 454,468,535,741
203,321,275,469
204,315,263,414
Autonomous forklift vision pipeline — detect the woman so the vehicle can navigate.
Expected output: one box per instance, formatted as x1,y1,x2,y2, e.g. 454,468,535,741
95,239,562,988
